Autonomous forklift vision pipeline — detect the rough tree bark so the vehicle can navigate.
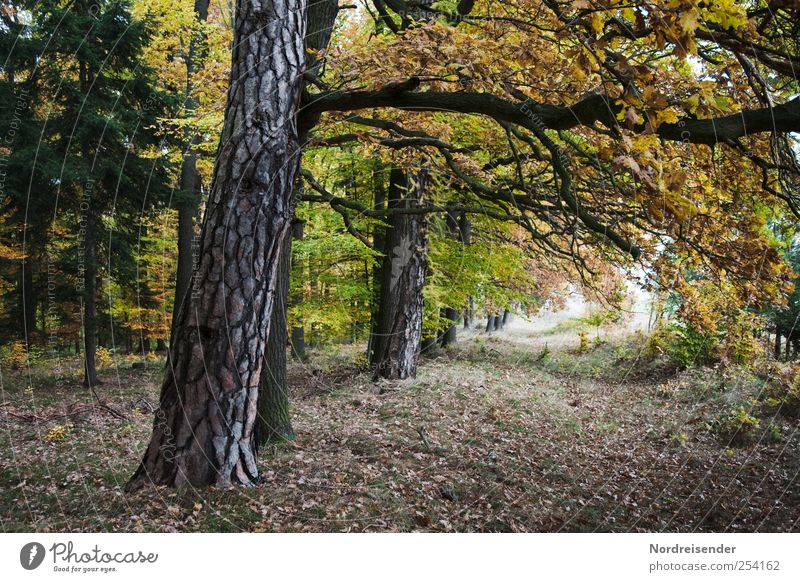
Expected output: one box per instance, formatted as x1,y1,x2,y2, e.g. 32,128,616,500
253,0,338,444
172,0,211,340
373,168,429,380
128,0,307,489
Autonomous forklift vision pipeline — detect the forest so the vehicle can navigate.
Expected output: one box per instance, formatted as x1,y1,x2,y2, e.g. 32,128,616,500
1,0,800,532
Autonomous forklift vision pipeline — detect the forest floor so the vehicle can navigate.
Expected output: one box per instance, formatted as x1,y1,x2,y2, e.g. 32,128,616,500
2,313,800,532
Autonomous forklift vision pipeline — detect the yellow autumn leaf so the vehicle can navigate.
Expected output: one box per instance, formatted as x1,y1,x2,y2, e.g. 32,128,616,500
678,9,699,34
590,12,604,35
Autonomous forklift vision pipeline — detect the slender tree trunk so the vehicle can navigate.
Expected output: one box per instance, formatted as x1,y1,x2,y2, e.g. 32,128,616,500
83,212,99,387
288,220,307,361
440,206,460,348
460,212,472,329
20,259,36,341
289,324,306,360
775,328,782,360
373,168,428,380
128,0,306,489
256,228,294,446
486,315,492,332
39,299,46,340
368,163,387,365
78,49,99,387
172,0,211,339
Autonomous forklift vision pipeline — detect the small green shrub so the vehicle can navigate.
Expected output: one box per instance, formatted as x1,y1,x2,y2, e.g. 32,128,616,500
766,424,782,444
45,422,73,443
95,346,114,368
763,363,800,417
662,323,716,368
577,331,589,354
0,340,28,369
670,431,689,446
715,406,761,446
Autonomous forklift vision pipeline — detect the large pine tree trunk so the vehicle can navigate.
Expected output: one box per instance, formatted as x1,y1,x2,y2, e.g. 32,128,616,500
172,0,211,339
255,226,294,446
253,0,339,447
128,0,306,489
373,169,428,381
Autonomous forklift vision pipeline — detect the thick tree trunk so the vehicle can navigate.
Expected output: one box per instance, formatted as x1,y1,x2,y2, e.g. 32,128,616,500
83,212,99,387
373,168,428,380
253,0,338,446
256,228,294,446
172,0,211,339
128,0,306,489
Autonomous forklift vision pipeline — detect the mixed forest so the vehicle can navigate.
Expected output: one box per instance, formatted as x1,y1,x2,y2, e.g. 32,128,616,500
2,0,800,531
